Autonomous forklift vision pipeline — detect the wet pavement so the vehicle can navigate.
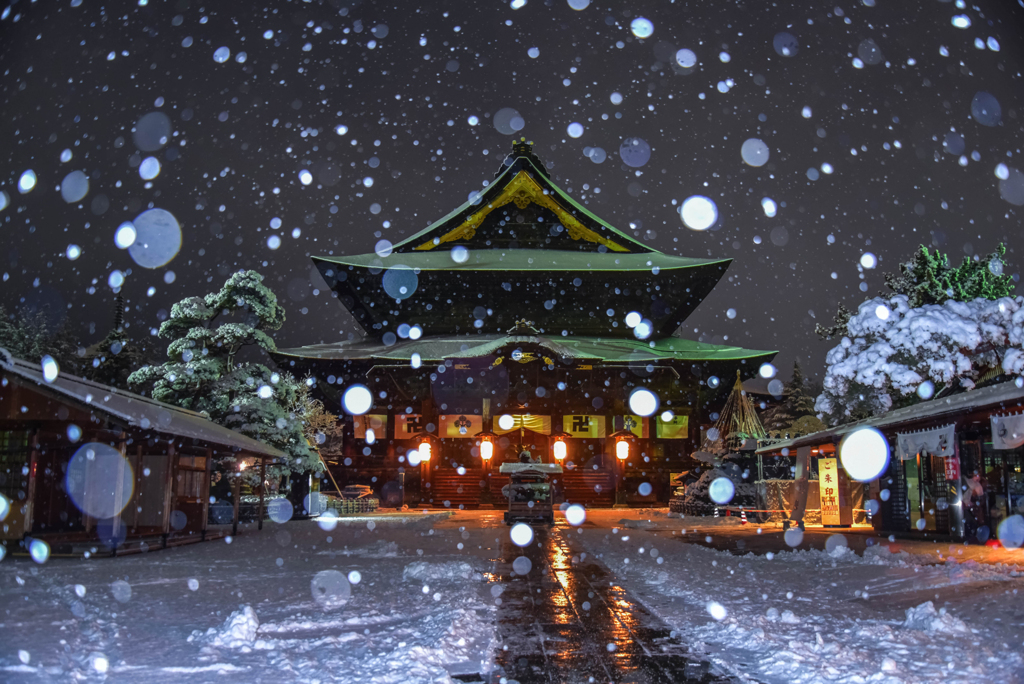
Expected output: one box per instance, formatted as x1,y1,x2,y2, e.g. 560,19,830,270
478,524,734,684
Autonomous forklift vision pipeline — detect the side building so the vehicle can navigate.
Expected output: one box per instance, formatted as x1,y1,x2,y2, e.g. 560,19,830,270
1,353,283,556
275,139,775,509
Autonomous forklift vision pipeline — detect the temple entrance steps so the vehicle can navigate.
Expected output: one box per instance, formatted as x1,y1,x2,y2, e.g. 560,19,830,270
558,469,615,507
424,465,617,509
425,467,487,509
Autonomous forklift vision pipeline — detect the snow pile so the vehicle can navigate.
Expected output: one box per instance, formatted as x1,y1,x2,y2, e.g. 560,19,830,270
190,605,260,650
816,294,1024,419
902,601,970,634
682,464,755,507
1,515,496,683
403,560,478,582
574,516,1024,684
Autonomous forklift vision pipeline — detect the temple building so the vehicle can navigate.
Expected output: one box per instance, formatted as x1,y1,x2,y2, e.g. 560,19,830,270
275,139,774,508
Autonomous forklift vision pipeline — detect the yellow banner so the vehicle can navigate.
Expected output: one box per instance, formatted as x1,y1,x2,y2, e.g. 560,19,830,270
354,414,387,439
656,414,688,439
819,458,841,525
395,414,426,438
615,415,649,438
562,414,606,438
441,414,483,438
493,414,552,435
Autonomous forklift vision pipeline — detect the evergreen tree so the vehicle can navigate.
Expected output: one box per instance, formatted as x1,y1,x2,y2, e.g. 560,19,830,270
884,243,1015,308
80,292,149,390
0,305,82,373
763,360,819,434
818,243,1014,340
815,244,1020,424
128,270,321,473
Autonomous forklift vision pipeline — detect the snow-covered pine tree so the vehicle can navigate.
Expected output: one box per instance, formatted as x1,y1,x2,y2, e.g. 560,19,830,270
128,270,321,473
0,304,82,373
815,244,1023,425
763,360,819,433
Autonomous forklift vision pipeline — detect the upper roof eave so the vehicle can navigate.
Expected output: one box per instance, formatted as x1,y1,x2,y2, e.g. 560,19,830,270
311,250,731,273
274,334,775,364
390,152,652,254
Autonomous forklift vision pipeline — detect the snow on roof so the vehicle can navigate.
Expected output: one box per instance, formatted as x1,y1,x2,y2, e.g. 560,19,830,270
1,355,285,458
498,462,563,475
757,378,1024,453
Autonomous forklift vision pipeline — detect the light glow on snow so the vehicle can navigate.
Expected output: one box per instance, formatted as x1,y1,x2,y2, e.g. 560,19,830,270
630,17,653,38
708,477,735,504
628,388,658,417
115,223,137,249
41,355,59,383
680,196,718,230
18,170,36,193
564,504,586,526
510,522,534,547
839,427,890,482
342,385,373,415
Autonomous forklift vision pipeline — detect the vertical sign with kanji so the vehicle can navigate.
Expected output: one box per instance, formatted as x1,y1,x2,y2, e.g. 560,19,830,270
818,457,841,526
944,453,960,483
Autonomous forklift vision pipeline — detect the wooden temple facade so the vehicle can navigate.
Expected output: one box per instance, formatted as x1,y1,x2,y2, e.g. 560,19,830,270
275,140,775,508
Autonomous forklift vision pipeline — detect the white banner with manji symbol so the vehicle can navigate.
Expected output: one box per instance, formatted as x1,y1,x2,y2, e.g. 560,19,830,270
440,414,483,438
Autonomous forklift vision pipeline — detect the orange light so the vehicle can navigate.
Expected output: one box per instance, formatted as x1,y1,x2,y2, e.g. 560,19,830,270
239,460,249,471
553,440,567,460
616,440,629,460
418,441,431,462
480,439,493,461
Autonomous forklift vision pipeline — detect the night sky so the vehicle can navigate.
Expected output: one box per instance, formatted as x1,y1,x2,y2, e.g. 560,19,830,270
2,0,1023,383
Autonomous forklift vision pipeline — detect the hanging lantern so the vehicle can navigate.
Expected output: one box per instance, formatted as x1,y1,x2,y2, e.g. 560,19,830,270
553,439,567,460
480,439,493,461
418,440,431,462
616,439,629,460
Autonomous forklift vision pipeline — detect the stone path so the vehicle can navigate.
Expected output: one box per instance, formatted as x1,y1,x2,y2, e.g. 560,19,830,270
478,524,733,684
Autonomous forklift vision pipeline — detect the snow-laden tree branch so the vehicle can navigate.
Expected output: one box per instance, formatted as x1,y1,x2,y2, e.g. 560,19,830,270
815,294,1024,424
128,270,323,473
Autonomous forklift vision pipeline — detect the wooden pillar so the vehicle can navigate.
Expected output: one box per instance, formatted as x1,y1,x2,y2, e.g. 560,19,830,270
24,430,40,538
163,441,175,537
231,456,241,537
112,434,128,551
202,447,213,540
790,445,812,529
257,457,267,531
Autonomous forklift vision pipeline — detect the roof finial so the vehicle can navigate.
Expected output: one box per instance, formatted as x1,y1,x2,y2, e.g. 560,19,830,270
512,137,534,157
113,290,125,333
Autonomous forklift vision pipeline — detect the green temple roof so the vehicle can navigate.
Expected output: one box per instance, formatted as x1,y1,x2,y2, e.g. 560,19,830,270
314,250,727,273
311,139,734,338
276,334,775,365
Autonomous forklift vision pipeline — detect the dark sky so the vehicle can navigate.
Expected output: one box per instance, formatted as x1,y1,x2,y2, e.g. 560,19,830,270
2,0,1023,382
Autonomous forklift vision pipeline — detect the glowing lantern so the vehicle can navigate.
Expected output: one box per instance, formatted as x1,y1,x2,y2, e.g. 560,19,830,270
418,440,431,462
616,440,629,460
480,439,494,461
553,439,567,460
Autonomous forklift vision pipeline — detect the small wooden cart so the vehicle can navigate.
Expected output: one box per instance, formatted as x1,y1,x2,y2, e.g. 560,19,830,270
499,462,562,525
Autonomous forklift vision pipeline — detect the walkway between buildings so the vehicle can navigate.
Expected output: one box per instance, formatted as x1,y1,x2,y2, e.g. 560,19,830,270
457,513,732,684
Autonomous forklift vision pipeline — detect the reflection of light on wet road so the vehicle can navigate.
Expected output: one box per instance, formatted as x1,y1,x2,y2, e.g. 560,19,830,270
484,521,729,683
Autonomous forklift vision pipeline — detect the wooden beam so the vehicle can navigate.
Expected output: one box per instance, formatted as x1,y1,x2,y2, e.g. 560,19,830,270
257,456,267,531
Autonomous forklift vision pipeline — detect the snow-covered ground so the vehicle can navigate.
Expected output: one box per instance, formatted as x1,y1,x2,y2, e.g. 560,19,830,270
572,510,1024,684
0,513,497,683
